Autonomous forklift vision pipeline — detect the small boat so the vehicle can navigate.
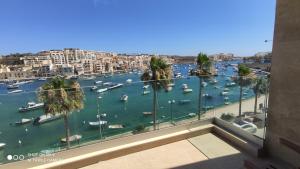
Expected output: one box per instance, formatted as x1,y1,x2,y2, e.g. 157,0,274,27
7,84,19,89
0,143,6,149
182,84,188,89
103,82,112,86
19,102,44,112
142,90,151,95
188,113,196,117
126,79,133,83
108,83,123,90
224,97,229,100
38,77,47,81
167,83,175,87
97,88,108,93
15,118,33,125
225,82,236,87
80,76,96,81
179,100,191,104
220,91,229,96
224,88,230,92
143,85,150,89
108,124,124,129
8,90,23,94
61,134,82,143
183,88,193,93
120,94,128,101
88,121,108,127
201,82,208,87
94,81,102,85
90,86,98,91
166,86,172,92
96,113,107,118
243,92,248,95
224,102,231,105
143,112,153,115
149,120,162,124
209,79,218,84
33,114,62,125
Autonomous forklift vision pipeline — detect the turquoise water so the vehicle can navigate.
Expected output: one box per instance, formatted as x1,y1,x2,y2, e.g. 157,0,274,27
0,62,254,163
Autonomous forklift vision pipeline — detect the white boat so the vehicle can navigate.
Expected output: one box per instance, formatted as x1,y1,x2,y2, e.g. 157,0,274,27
90,86,98,91
80,76,96,80
224,102,231,105
61,134,82,143
15,118,32,125
182,84,188,89
166,86,172,92
0,143,6,149
143,112,153,115
108,83,123,90
142,90,151,95
94,81,102,85
188,113,197,117
88,121,108,127
167,83,175,87
201,82,208,87
183,88,193,93
224,97,229,100
225,82,236,87
220,91,229,96
108,124,124,129
19,102,44,112
210,79,218,84
126,79,133,83
96,113,107,118
103,82,112,86
120,94,128,101
38,77,47,81
224,88,230,92
7,84,19,89
97,88,108,93
8,90,23,94
33,114,61,125
143,85,150,89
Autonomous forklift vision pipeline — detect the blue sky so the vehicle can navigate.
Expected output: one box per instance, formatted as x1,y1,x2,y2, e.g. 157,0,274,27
0,0,276,56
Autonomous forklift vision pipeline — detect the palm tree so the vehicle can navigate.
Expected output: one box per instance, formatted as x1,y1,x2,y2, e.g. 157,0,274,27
195,53,212,120
252,77,268,114
141,57,172,130
38,77,84,149
237,64,251,117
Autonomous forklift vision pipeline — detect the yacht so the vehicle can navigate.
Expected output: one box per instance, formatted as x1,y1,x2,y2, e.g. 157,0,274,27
188,113,196,117
15,118,33,125
33,114,61,125
61,134,82,143
38,77,47,81
88,121,108,127
143,112,153,116
220,91,229,96
19,102,44,112
120,94,128,101
0,143,5,149
7,84,19,89
183,88,193,93
225,82,236,87
90,86,98,91
80,76,96,81
94,81,102,85
97,88,108,93
108,83,123,90
224,88,230,92
167,83,175,87
8,90,23,94
143,85,150,89
142,90,151,95
201,82,208,87
103,82,113,86
108,124,124,129
182,84,188,89
126,79,133,83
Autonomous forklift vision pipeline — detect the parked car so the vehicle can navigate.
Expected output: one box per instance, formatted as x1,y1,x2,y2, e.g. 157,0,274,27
233,119,257,133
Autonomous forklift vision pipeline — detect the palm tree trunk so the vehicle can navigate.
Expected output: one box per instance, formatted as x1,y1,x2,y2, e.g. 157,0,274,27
254,92,258,114
239,78,243,117
153,82,157,130
64,115,71,149
198,77,203,120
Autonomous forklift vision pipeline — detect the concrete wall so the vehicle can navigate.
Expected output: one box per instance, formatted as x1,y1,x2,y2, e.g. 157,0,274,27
266,0,300,167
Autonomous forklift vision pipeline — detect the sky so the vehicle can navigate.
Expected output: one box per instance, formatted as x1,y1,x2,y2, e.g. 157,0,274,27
0,0,276,56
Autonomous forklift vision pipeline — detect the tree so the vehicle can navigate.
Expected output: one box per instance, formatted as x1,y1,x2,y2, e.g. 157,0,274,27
141,57,172,130
38,77,84,149
195,53,212,120
252,77,268,114
237,64,251,116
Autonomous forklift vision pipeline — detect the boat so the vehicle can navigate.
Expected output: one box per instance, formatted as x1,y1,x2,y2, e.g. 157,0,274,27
61,134,82,143
120,94,128,101
94,81,102,85
0,143,5,149
179,100,191,104
126,79,133,83
201,82,208,87
143,85,150,89
88,121,108,127
80,76,96,80
7,84,19,89
90,86,98,91
166,86,172,92
108,124,124,129
96,113,107,118
19,102,44,112
182,84,188,89
108,83,123,90
143,112,153,116
203,94,213,99
38,77,47,81
209,79,218,84
224,97,229,100
224,102,231,105
142,90,150,95
33,114,62,125
188,113,196,117
15,118,32,125
167,83,175,87
220,91,229,96
103,82,112,86
8,90,23,94
97,88,108,93
224,88,230,92
225,82,236,87
183,88,193,93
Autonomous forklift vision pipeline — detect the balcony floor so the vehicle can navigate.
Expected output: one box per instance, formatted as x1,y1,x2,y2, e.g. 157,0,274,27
81,133,248,169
